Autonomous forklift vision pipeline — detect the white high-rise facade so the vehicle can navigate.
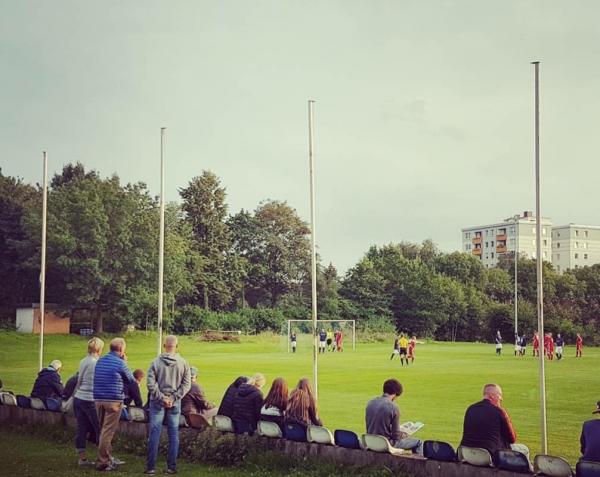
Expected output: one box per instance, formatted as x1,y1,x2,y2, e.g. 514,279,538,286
551,225,600,273
461,211,553,268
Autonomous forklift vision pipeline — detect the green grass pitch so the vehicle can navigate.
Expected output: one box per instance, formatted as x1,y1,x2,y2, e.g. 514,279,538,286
0,331,596,463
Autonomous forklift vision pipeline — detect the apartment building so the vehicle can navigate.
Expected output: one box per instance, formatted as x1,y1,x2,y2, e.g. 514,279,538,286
461,211,553,268
551,225,600,272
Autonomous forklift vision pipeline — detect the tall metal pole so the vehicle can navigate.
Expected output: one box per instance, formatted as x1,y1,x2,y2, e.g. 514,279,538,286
38,151,48,371
533,60,548,454
308,100,318,398
157,127,166,355
514,214,519,338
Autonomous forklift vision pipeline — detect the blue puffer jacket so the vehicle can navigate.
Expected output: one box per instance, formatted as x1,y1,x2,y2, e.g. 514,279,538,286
93,351,134,402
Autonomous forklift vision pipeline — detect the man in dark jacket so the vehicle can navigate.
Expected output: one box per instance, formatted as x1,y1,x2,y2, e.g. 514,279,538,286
231,373,265,434
62,372,79,401
31,360,64,400
461,384,530,460
580,401,600,462
217,376,247,417
123,369,144,408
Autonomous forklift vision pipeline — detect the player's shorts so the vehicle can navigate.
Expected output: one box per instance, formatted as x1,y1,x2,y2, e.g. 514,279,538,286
399,347,407,356
326,339,332,345
556,346,563,354
291,341,297,347
496,344,503,349
392,349,399,355
319,341,326,348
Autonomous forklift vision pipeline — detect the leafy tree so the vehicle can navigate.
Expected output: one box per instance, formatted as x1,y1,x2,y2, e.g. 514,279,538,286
0,170,40,306
229,201,311,307
180,171,233,310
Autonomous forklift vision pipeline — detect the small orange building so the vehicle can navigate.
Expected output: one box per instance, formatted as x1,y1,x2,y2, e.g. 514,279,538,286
16,304,70,334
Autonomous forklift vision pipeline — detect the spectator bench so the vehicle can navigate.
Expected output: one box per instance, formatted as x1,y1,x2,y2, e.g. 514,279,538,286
1,403,595,477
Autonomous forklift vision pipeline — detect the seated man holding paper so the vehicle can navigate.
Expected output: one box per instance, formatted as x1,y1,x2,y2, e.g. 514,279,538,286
365,379,422,453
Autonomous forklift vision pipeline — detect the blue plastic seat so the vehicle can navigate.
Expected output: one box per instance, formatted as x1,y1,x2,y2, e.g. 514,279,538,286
45,398,62,412
577,461,600,477
334,429,362,449
423,440,456,462
285,422,308,442
16,395,31,408
494,449,531,473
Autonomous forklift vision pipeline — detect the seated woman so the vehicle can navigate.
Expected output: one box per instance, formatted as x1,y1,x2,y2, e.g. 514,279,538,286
182,367,218,425
285,378,322,429
231,373,266,434
260,377,288,432
31,360,64,400
217,376,248,418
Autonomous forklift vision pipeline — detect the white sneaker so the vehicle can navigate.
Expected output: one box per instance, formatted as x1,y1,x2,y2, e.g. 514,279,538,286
110,456,125,465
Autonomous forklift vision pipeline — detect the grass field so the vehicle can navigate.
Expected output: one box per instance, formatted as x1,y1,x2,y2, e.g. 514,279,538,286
0,331,597,464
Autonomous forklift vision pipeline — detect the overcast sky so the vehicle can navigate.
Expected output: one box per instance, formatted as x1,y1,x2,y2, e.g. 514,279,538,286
2,1,599,272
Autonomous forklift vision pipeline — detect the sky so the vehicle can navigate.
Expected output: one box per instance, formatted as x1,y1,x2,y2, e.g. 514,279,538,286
2,1,600,273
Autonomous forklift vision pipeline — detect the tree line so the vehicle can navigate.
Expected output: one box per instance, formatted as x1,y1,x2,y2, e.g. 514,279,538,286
1,165,599,343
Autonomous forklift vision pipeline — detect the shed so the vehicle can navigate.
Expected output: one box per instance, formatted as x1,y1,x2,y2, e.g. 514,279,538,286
16,304,70,334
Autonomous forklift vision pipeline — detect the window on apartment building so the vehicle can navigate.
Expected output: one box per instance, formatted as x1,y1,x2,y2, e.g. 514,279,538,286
576,230,580,237
583,243,588,249
485,254,489,259
557,231,560,237
575,253,579,259
542,227,547,235
557,242,560,248
543,239,547,246
510,227,515,234
491,240,494,246
584,254,588,259
574,242,578,248
585,230,589,238
485,241,488,248
543,251,547,259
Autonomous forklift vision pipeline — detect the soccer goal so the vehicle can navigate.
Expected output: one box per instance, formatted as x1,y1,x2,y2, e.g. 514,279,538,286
286,319,356,352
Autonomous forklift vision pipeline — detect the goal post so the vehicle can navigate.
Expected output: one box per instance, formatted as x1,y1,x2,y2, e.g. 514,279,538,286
286,319,355,352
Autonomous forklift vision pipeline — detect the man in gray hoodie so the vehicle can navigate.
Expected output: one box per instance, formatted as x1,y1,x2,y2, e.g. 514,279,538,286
145,335,191,475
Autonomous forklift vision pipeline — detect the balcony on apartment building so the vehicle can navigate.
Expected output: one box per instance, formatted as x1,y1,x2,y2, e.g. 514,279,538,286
496,245,508,253
472,248,482,255
496,232,507,241
472,237,482,245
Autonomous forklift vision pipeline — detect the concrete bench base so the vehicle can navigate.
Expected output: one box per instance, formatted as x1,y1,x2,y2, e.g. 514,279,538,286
0,406,530,477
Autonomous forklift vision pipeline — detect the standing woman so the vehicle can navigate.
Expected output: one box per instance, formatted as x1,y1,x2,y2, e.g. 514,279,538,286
73,337,104,466
285,378,322,428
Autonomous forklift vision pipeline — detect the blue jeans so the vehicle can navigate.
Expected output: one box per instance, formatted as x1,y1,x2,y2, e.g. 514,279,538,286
73,398,100,452
395,437,423,454
146,399,181,471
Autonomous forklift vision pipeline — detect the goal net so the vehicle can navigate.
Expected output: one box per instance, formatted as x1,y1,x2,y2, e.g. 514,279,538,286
285,319,356,352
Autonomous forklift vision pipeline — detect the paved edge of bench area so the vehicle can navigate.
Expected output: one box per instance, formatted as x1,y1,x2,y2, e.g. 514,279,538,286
0,405,530,477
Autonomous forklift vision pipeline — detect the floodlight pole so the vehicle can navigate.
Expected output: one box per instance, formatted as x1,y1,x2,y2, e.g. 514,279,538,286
308,100,318,398
38,151,48,371
532,60,548,454
157,127,166,356
513,214,519,338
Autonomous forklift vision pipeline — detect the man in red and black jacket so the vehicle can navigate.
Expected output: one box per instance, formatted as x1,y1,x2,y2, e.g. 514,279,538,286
460,384,530,461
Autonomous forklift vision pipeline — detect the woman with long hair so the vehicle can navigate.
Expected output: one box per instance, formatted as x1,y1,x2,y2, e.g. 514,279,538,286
285,378,322,427
260,377,288,430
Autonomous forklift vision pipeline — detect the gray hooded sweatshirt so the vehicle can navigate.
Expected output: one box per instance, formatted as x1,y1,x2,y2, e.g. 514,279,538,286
147,353,191,403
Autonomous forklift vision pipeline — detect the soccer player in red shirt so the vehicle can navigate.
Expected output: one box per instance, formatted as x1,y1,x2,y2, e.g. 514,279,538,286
407,336,416,363
532,332,540,357
576,333,583,357
335,329,343,352
547,333,555,360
